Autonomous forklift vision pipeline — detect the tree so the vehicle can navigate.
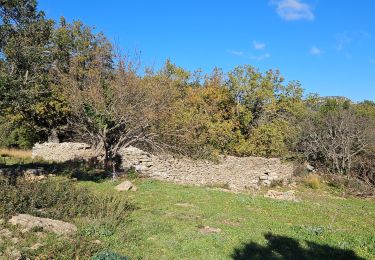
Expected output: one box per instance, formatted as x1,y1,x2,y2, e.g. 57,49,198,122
299,108,372,175
0,0,67,143
61,49,181,177
226,65,305,156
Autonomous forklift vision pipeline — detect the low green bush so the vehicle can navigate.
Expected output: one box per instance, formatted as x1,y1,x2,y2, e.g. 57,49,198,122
0,177,133,222
92,250,130,260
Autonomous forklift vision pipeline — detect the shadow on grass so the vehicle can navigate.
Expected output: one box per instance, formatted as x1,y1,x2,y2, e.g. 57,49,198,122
0,159,111,183
231,233,364,260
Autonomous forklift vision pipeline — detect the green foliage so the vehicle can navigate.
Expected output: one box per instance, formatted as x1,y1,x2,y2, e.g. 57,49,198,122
237,119,293,157
92,250,130,260
0,119,41,148
0,177,133,221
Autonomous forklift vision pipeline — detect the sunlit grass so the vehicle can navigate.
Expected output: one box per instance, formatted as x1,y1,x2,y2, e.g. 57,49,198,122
0,147,32,159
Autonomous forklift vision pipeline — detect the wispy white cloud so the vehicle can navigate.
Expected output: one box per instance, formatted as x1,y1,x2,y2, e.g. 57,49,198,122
270,0,314,21
228,50,244,56
336,31,371,51
249,53,271,61
309,46,322,55
336,33,352,51
253,41,266,50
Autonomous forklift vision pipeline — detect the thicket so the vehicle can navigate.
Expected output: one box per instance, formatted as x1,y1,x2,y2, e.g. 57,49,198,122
0,0,374,186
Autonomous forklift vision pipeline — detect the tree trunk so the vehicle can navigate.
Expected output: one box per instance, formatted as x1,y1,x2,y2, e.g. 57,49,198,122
103,144,117,180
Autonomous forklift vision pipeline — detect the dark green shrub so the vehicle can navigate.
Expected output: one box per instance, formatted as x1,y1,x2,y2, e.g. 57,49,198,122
92,250,130,260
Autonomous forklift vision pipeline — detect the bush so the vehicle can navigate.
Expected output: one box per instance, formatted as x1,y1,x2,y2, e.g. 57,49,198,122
92,250,130,260
327,175,374,197
0,121,43,149
0,177,133,222
304,174,321,189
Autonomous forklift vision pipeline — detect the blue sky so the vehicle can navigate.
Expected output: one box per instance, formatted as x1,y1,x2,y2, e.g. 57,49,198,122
39,0,375,101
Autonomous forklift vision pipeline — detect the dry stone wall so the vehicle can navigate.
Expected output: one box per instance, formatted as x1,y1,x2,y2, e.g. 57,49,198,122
32,142,94,162
32,142,294,191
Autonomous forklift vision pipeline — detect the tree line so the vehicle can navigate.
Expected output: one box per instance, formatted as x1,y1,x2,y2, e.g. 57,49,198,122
0,0,374,185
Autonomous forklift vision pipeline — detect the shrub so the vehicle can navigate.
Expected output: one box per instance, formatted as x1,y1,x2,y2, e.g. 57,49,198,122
0,177,133,222
92,250,130,260
240,119,296,157
304,174,321,189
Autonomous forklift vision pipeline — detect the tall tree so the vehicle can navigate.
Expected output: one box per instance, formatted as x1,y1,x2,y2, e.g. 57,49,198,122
61,48,181,177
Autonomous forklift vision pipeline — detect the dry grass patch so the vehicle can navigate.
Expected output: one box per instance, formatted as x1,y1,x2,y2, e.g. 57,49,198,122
304,174,322,189
0,148,32,159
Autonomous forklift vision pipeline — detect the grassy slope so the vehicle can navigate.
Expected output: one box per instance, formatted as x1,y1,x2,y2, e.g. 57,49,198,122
80,179,375,259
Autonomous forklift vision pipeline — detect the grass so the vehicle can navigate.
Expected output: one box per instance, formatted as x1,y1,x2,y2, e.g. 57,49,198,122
1,155,374,259
78,179,375,259
304,174,322,189
0,148,32,159
0,148,35,165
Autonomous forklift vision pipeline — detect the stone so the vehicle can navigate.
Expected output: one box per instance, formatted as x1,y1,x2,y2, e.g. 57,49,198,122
32,142,94,162
260,180,272,186
30,243,43,250
134,165,148,172
31,142,294,193
306,163,315,172
199,226,222,234
115,180,137,192
24,169,46,182
9,214,77,235
264,190,296,201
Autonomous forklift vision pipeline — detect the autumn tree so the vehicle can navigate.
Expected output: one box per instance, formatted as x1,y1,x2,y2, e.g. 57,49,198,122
61,48,182,177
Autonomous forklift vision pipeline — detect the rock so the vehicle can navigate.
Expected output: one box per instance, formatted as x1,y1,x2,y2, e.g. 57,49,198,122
306,163,315,172
134,165,148,172
115,180,137,192
199,226,222,234
24,168,46,182
30,243,43,250
260,180,272,187
264,190,296,201
9,214,77,235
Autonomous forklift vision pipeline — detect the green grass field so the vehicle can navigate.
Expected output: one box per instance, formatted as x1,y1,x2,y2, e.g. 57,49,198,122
0,155,374,259
76,179,375,259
